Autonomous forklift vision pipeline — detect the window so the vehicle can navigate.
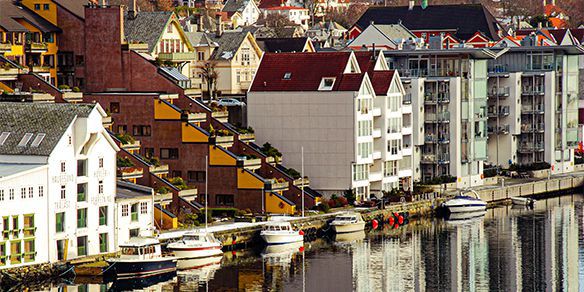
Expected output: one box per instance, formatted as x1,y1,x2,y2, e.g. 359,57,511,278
357,142,373,159
140,202,148,214
160,148,179,159
77,183,86,202
21,187,26,199
61,162,66,172
0,132,10,145
131,204,139,222
17,133,33,147
34,4,40,10
38,186,43,197
216,194,234,206
75,55,84,66
129,229,140,238
12,216,18,236
77,159,87,176
9,189,14,200
56,239,66,261
2,217,8,240
318,77,335,91
384,161,397,177
56,212,65,233
28,187,33,198
77,208,87,228
0,190,3,201
132,125,151,136
198,51,205,61
144,148,155,158
98,181,103,194
23,239,35,262
117,125,127,134
77,236,87,256
352,164,369,181
388,139,402,155
283,72,292,80
187,171,206,183
171,170,182,178
68,136,72,145
167,24,173,33
122,205,129,217
99,206,108,226
30,133,45,147
110,102,120,113
358,98,372,114
358,120,372,137
60,185,66,199
23,214,34,237
42,32,54,43
43,4,49,10
10,241,21,264
99,157,104,168
99,233,108,253
0,242,5,265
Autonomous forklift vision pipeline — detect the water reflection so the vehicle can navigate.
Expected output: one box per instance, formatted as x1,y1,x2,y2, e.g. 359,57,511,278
38,195,583,291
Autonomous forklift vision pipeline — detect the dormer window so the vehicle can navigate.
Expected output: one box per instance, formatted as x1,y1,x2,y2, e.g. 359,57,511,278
283,72,292,80
318,77,336,91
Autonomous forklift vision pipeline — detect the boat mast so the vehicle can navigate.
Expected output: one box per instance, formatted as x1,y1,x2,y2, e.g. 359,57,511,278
301,146,305,218
205,155,208,232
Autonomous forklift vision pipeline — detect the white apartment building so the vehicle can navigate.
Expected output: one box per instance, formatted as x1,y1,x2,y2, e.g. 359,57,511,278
263,6,310,30
487,46,582,173
115,181,154,247
0,102,119,269
247,51,413,200
384,49,493,188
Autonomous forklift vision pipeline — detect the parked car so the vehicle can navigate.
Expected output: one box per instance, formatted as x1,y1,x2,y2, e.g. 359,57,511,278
218,98,245,107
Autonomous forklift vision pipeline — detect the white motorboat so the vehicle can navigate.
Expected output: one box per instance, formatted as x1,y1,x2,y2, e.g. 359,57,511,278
511,196,536,207
104,237,177,280
330,212,366,233
260,221,304,245
442,190,487,213
167,231,223,262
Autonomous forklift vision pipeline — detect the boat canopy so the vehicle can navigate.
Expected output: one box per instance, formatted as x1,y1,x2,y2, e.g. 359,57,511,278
119,237,160,248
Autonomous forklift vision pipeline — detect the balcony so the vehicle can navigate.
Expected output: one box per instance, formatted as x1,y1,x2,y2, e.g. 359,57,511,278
0,91,54,102
26,42,48,53
184,88,202,97
239,133,255,142
489,87,510,98
117,166,144,179
31,66,51,73
157,52,196,62
183,111,206,123
62,91,83,103
488,64,509,75
241,157,262,170
521,104,545,114
0,67,19,80
265,179,289,192
372,151,382,160
522,86,545,95
488,106,510,118
420,154,450,164
211,110,229,122
518,143,544,153
178,188,198,200
102,115,113,127
369,171,383,181
425,112,450,123
371,107,382,117
210,134,234,146
266,156,281,165
0,43,10,53
120,139,141,151
372,128,382,138
149,164,169,175
403,93,412,105
488,125,510,135
123,43,149,53
293,177,310,187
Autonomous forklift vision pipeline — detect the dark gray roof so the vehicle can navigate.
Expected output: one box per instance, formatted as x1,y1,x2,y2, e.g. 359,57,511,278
256,37,308,53
209,32,248,60
124,11,173,54
0,0,61,32
159,67,189,81
53,0,91,19
222,0,249,13
0,102,94,156
117,180,153,200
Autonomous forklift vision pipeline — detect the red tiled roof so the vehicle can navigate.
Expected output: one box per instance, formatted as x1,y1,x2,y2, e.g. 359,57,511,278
266,5,307,10
353,51,375,74
250,52,361,92
547,28,568,43
370,71,395,95
258,0,284,9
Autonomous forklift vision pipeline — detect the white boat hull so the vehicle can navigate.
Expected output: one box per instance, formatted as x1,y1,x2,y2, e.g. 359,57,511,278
443,197,487,213
168,245,223,260
260,233,303,245
332,222,366,234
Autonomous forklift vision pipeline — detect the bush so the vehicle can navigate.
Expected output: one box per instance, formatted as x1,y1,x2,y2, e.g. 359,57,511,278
58,84,70,90
169,177,188,190
285,168,301,179
260,142,282,159
117,156,134,167
576,156,584,165
484,168,498,178
72,87,81,92
316,200,330,213
424,175,457,185
328,196,348,208
343,189,356,205
182,213,199,226
115,132,135,144
156,186,169,194
147,156,161,167
508,162,551,172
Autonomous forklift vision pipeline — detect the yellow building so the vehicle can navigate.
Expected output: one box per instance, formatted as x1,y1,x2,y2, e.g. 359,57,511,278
0,0,60,85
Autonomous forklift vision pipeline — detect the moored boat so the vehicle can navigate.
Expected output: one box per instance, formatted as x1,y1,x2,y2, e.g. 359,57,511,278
260,221,304,245
167,231,223,262
104,237,177,280
442,190,487,213
330,212,366,233
511,196,536,207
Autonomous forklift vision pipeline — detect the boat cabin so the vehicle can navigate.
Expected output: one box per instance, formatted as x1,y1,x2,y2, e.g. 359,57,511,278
334,213,363,223
182,232,220,244
263,222,294,232
119,238,162,260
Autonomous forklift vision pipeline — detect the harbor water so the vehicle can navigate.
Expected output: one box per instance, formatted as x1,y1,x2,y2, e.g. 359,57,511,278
22,194,584,291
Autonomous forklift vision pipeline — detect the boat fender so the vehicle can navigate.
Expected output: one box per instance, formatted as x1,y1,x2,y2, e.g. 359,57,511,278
372,219,379,229
393,212,399,218
299,230,305,236
299,246,305,252
388,216,395,226
393,223,399,229
398,215,404,225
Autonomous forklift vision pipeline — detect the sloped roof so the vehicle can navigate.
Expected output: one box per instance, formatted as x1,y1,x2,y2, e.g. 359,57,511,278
53,0,91,19
250,52,364,92
354,4,503,41
256,37,308,52
222,0,250,13
258,0,282,9
373,24,416,40
0,102,94,156
124,11,173,53
0,0,61,32
209,32,249,60
353,51,395,95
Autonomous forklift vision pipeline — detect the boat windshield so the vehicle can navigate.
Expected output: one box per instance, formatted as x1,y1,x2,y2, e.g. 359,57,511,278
338,216,355,221
183,235,201,241
266,225,290,231
121,247,139,255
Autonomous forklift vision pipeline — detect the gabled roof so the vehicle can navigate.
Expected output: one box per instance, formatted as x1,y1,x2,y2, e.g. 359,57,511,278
209,31,260,60
250,52,365,92
0,0,61,33
52,0,91,19
353,51,396,95
266,6,307,10
256,37,310,52
124,11,193,54
0,102,94,156
373,23,417,41
354,4,503,41
222,0,254,13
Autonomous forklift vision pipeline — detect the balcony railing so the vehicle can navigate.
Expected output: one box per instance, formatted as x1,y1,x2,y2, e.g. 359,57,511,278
121,140,141,151
521,104,545,114
518,143,544,153
157,52,196,62
488,64,508,74
62,92,83,102
522,86,545,95
489,87,510,98
488,124,510,135
425,112,450,123
184,111,206,123
211,110,229,121
0,67,20,79
0,43,10,52
293,177,310,187
420,153,450,164
149,164,169,175
239,133,255,142
265,180,289,191
117,166,144,179
26,42,48,52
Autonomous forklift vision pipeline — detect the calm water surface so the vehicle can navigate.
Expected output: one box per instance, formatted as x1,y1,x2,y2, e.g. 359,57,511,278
48,195,584,291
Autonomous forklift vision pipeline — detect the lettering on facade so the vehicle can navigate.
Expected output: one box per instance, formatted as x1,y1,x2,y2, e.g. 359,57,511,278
91,195,113,206
54,200,70,210
51,174,74,184
94,169,109,180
